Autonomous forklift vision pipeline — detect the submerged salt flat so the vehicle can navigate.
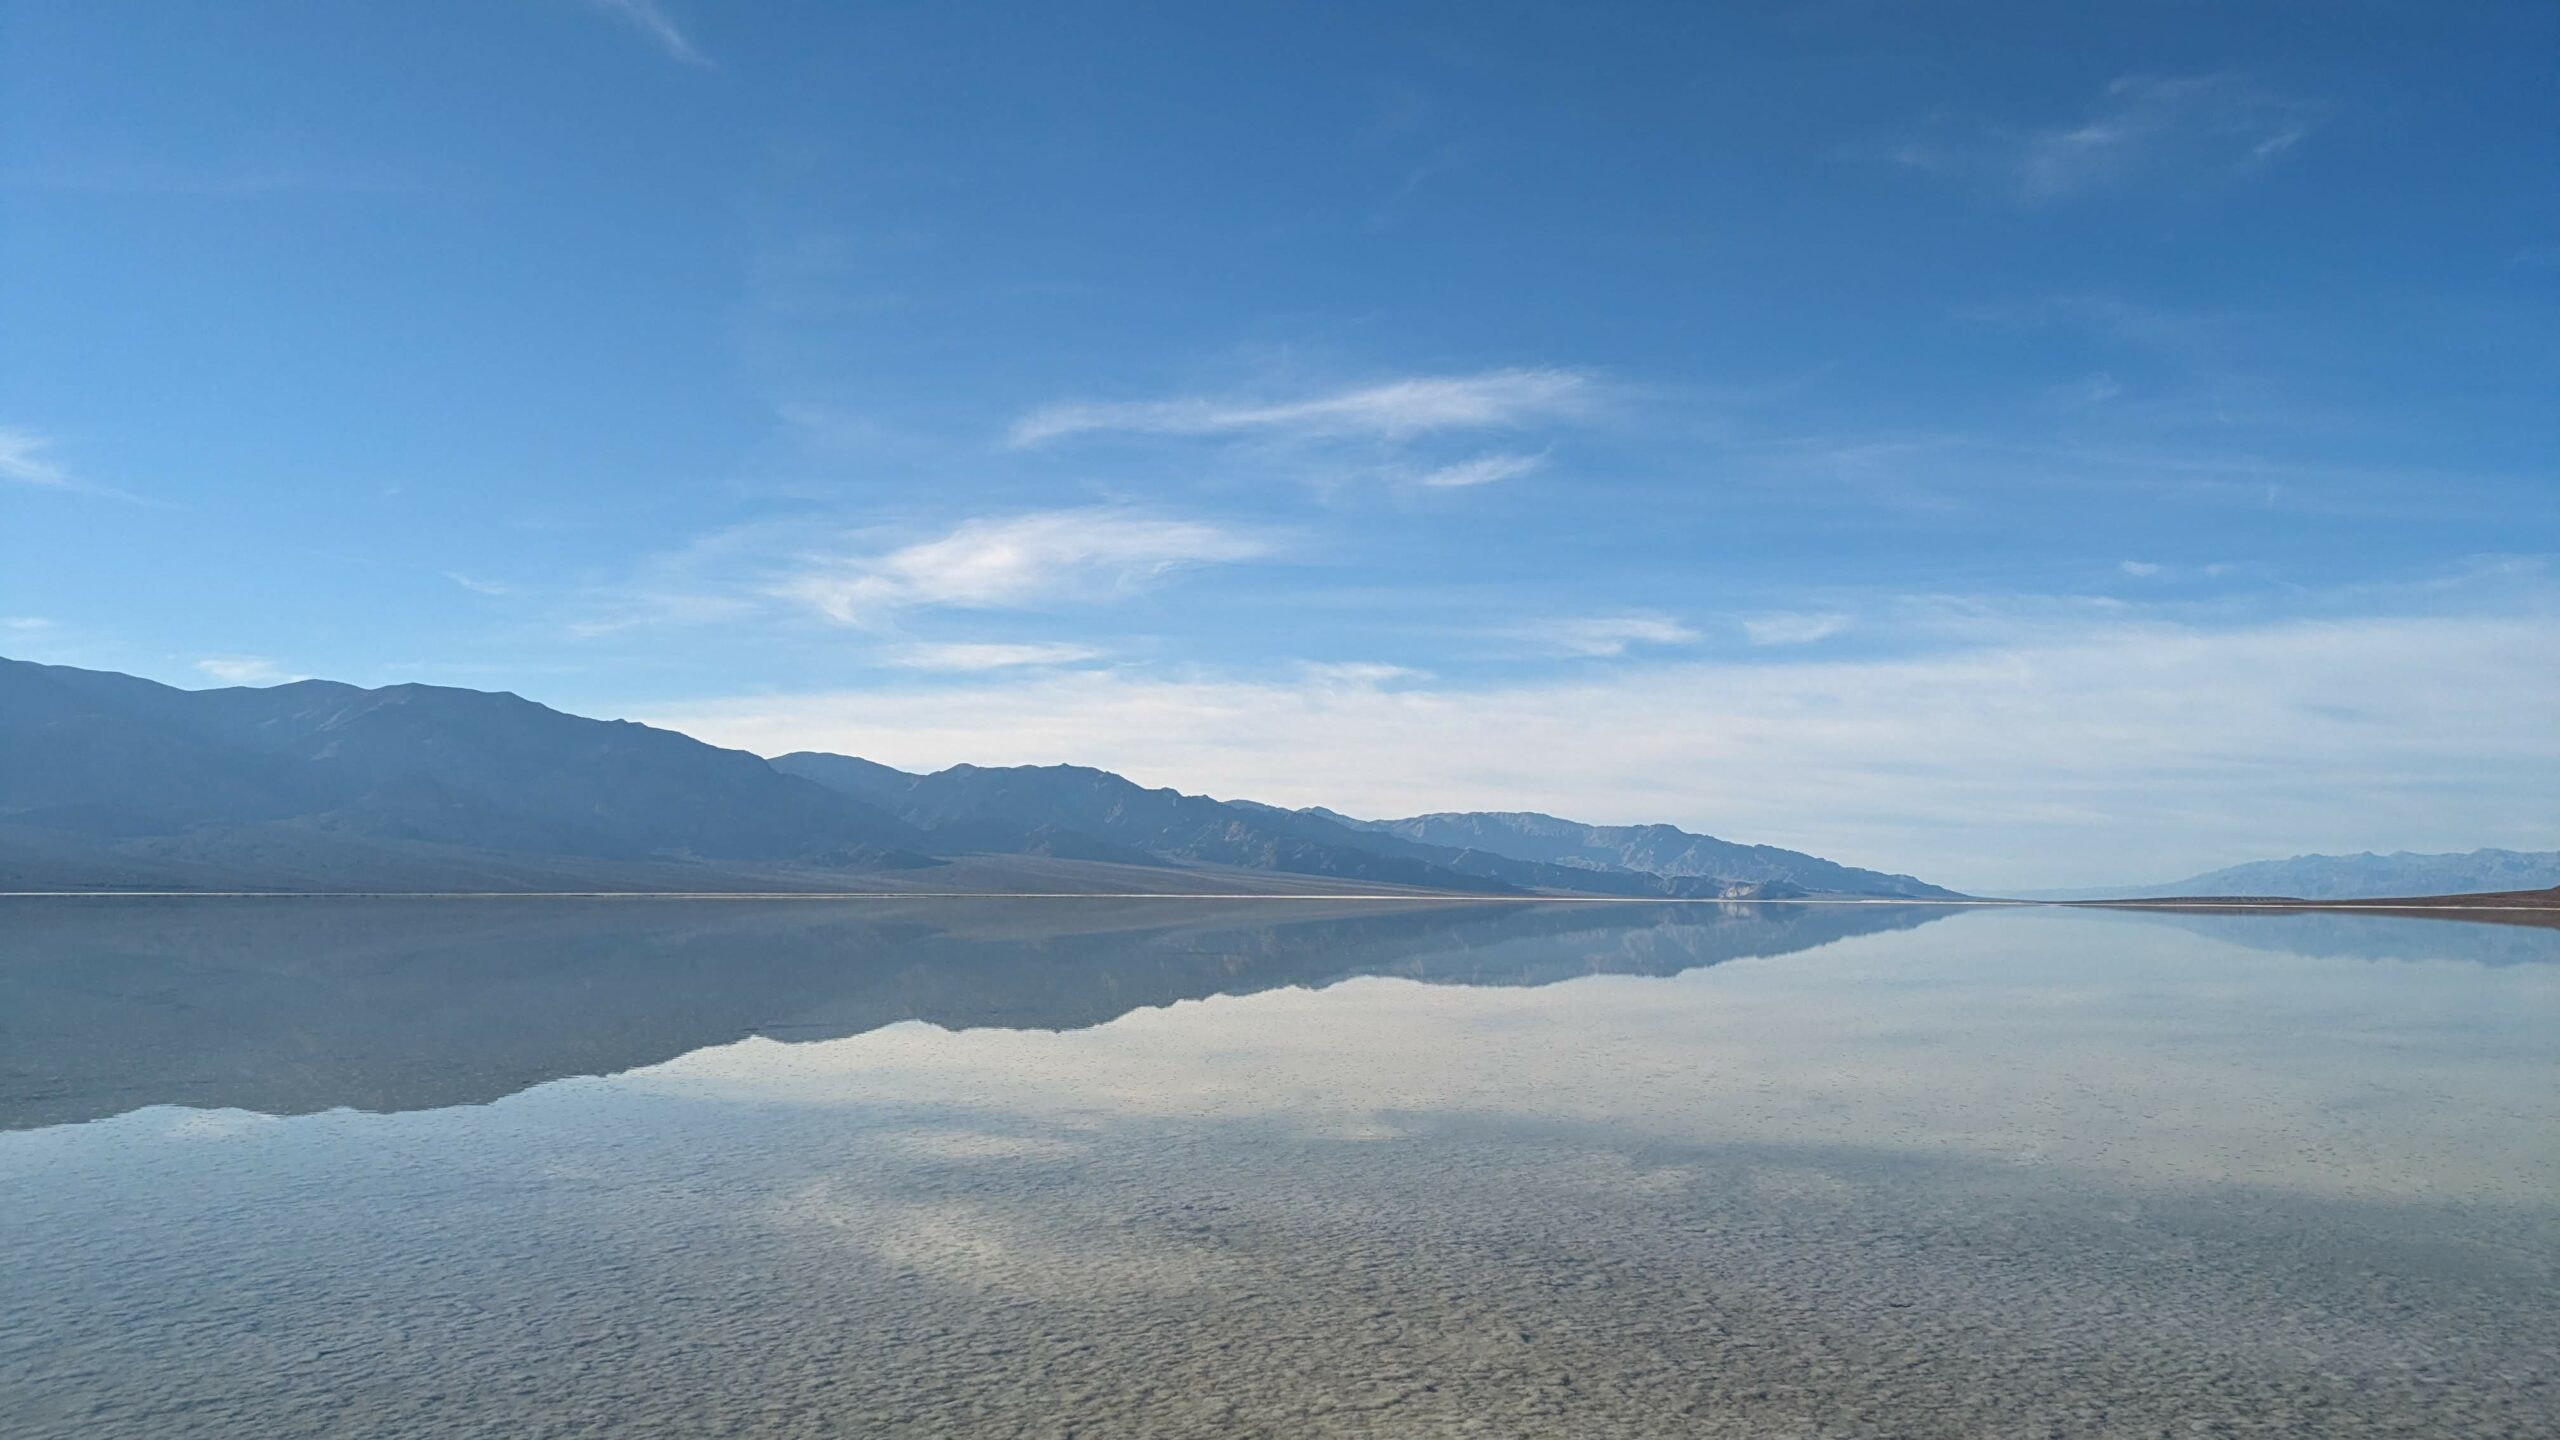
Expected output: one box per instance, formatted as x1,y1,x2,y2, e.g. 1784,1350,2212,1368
2,901,2554,1437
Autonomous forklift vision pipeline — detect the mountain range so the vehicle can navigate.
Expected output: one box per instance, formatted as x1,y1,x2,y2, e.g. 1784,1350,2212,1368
2079,849,2560,901
1314,808,1951,896
0,657,1957,898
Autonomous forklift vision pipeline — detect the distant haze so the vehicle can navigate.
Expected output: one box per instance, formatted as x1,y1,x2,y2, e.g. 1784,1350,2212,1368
643,609,2560,893
2051,850,2560,902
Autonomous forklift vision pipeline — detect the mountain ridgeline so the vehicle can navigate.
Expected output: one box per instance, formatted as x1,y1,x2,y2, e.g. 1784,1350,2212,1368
1318,809,1953,899
0,656,1955,897
770,753,1962,899
2103,849,2560,901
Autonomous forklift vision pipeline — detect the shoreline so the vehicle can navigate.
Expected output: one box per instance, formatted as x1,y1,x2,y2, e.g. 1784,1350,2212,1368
3,889,2556,918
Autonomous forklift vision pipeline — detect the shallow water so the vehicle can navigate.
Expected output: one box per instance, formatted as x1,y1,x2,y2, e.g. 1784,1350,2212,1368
3,899,2554,1437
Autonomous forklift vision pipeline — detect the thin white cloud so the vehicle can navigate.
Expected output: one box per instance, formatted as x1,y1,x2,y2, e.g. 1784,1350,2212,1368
642,606,2560,894
1010,369,1595,446
444,572,516,597
2,616,54,632
1741,612,1848,646
2074,372,2124,405
586,0,711,66
772,509,1272,627
195,656,300,686
0,427,71,487
2116,560,2242,584
1417,451,1546,488
884,642,1107,672
1887,74,2321,203
2021,75,2318,199
1514,612,1701,658
1301,661,1426,687
0,427,148,502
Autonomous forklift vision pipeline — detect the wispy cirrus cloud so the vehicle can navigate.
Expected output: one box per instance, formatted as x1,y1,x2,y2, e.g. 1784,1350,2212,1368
883,641,1107,671
1417,450,1546,488
1010,368,1596,446
1741,611,1849,646
0,426,146,501
1885,73,2321,202
2119,559,2238,582
195,656,301,686
580,509,1272,638
772,509,1272,627
1512,612,1700,658
586,0,711,66
0,428,72,487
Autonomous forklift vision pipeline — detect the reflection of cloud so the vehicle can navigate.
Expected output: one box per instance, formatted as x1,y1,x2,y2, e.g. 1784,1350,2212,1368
642,909,2560,1209
882,1130,1091,1161
160,1109,282,1141
770,1183,1223,1298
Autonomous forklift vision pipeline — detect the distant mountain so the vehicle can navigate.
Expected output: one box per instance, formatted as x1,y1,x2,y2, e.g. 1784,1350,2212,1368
0,657,927,890
775,756,1955,898
2098,849,2560,901
0,656,1953,896
1313,809,1963,900
776,757,1515,892
771,757,1831,898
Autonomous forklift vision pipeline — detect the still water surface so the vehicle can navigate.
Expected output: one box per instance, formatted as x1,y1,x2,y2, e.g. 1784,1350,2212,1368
3,899,2554,1436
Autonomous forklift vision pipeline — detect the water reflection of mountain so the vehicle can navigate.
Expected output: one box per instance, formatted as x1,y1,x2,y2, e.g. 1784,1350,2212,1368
0,898,1958,1131
2118,909,2560,967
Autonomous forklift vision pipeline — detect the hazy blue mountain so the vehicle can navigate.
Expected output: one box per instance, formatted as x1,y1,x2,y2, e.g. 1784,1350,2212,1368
762,752,920,810
776,756,1843,897
2102,849,2560,901
777,757,1514,892
1,657,929,889
1313,809,1963,899
1234,801,1825,899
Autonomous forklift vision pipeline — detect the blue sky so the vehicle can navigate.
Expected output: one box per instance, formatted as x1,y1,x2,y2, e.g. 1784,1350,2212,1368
3,1,2554,889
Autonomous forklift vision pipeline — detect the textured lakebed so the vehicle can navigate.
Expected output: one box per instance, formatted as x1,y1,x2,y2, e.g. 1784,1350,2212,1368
3,901,2554,1436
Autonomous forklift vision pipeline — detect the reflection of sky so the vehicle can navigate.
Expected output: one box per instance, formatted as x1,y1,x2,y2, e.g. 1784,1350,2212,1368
633,908,2560,1207
7,907,2555,1438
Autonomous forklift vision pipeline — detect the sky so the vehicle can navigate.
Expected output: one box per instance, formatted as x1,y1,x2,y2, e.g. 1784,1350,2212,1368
2,0,2554,891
